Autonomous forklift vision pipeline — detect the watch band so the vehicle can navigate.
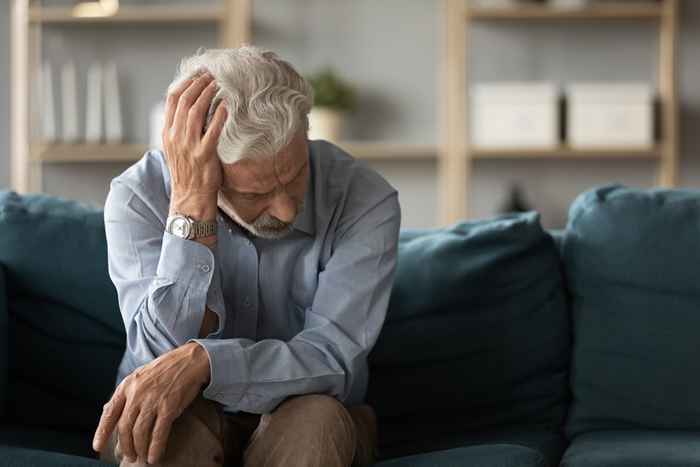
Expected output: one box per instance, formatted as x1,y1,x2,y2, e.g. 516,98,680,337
191,219,217,238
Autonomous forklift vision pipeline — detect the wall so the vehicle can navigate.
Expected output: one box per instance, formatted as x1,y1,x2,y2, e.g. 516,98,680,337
1,0,698,229
1,0,10,188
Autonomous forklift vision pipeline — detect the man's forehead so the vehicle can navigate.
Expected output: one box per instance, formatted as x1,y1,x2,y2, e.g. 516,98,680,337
222,142,305,191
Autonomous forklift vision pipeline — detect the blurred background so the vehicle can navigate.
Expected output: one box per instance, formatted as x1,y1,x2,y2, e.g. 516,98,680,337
2,0,697,229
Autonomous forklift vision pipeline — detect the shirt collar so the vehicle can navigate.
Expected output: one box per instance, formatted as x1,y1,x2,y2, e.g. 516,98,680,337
291,150,315,236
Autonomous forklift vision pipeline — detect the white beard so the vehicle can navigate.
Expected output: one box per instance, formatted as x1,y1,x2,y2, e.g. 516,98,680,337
217,191,299,240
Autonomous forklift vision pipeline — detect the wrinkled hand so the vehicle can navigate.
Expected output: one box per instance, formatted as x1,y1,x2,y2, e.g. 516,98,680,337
92,342,211,464
162,69,228,205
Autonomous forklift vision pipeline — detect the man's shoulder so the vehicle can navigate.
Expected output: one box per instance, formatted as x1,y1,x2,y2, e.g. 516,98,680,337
309,140,400,233
310,140,397,207
111,149,169,195
105,149,170,220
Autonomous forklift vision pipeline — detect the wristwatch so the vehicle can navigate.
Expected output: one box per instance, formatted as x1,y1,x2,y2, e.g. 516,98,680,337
166,213,217,240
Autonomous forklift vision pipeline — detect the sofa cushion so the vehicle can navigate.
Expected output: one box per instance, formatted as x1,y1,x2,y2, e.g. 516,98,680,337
375,444,547,467
0,424,94,458
367,212,571,433
0,445,109,467
0,191,125,429
377,423,566,467
563,185,700,437
561,431,700,467
0,265,7,418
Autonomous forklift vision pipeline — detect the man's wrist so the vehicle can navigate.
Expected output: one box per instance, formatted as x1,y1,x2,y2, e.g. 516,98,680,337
187,341,211,388
169,191,218,222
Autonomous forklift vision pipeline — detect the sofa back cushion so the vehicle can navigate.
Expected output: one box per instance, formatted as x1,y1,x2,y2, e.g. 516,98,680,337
367,212,571,436
563,185,700,437
0,191,125,430
0,265,7,417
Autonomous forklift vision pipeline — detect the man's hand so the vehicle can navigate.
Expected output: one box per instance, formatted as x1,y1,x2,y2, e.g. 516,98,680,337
163,69,227,221
92,342,211,464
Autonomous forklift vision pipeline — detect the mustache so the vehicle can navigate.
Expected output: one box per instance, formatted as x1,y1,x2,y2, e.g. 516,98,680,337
252,199,305,233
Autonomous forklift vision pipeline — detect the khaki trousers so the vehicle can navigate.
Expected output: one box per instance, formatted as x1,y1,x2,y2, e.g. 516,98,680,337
99,394,378,467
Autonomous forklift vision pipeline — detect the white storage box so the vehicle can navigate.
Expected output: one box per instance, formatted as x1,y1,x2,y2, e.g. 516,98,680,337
567,83,653,148
471,82,559,149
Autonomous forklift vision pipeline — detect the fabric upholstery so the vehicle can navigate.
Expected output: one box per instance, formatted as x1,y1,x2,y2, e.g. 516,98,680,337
0,264,7,418
561,431,700,467
367,212,571,435
0,191,125,430
377,423,566,467
563,185,700,437
0,424,94,458
0,445,109,467
374,443,547,467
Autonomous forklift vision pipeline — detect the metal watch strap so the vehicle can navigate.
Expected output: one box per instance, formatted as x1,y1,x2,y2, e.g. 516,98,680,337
192,219,217,238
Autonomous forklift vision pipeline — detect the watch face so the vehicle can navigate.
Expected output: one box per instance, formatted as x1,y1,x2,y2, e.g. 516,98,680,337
171,217,191,238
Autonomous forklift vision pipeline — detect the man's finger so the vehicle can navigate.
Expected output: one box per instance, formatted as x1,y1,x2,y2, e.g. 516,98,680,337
133,405,157,462
186,79,220,144
202,103,228,153
92,391,126,452
117,403,140,462
164,75,197,131
172,72,214,142
147,411,177,465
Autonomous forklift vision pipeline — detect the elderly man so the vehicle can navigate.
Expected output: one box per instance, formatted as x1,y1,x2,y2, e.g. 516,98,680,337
91,46,400,467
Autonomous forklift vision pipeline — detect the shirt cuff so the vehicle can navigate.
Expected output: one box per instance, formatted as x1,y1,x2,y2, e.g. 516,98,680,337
151,231,217,342
187,337,254,410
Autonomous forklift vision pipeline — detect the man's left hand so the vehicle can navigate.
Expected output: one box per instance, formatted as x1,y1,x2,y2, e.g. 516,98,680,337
92,342,211,464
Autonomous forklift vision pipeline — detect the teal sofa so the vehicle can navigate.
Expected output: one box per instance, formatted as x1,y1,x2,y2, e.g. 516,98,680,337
1,184,699,466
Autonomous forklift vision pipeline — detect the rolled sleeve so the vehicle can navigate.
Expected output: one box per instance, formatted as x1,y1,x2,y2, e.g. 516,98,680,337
188,192,401,414
105,179,225,374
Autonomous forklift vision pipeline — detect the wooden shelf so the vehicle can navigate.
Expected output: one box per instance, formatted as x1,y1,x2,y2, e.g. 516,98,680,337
29,5,224,24
31,143,147,163
336,141,437,160
31,142,438,163
472,145,660,159
467,3,663,21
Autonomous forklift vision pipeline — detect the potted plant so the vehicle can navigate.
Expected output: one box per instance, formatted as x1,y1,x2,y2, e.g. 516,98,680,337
306,68,356,142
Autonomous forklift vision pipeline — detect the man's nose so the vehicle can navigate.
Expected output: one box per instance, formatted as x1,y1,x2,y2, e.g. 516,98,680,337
268,191,296,224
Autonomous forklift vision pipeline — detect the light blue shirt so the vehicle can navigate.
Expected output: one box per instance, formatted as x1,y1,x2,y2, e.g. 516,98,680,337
104,140,401,414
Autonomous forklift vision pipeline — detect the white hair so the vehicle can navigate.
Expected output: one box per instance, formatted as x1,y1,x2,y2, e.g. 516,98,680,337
166,45,314,164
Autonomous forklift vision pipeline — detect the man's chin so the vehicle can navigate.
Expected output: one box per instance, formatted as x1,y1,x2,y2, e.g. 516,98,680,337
246,224,294,240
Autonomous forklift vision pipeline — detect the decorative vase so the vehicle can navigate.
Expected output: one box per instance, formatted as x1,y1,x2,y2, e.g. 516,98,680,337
308,107,345,142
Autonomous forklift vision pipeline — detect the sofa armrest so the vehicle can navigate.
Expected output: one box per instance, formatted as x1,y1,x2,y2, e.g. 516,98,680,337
0,263,7,418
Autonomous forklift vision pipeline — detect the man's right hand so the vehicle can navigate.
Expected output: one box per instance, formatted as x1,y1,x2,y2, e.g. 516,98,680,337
162,69,228,222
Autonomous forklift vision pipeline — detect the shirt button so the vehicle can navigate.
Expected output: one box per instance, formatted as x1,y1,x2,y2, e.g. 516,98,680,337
199,264,211,273
243,297,251,307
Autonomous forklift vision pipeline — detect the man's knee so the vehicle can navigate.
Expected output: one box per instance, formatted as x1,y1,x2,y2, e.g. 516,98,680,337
285,394,353,422
244,394,357,467
99,395,227,467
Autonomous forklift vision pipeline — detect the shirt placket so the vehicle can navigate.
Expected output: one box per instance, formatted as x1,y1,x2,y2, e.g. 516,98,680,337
237,235,259,340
